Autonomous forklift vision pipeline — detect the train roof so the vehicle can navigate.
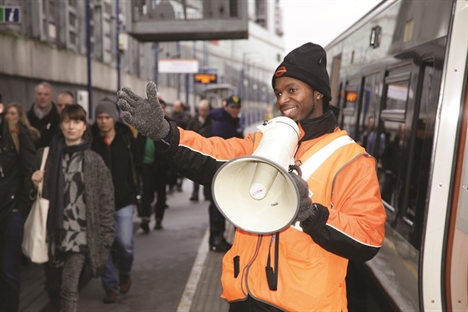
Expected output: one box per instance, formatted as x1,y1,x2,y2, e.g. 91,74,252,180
325,0,397,50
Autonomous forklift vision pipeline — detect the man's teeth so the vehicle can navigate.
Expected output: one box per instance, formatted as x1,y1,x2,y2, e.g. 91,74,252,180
283,107,296,114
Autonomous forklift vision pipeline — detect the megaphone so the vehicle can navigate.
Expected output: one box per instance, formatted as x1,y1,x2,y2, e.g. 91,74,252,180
212,116,301,234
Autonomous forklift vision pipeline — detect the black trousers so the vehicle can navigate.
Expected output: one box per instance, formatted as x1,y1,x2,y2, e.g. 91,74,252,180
141,163,168,221
208,200,226,246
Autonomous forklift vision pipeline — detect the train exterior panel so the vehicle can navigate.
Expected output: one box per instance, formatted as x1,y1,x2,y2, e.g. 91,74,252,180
324,1,467,311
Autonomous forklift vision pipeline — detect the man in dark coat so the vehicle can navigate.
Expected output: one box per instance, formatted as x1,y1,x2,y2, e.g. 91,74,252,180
0,103,36,312
206,95,242,252
170,99,191,192
186,99,212,202
27,82,60,149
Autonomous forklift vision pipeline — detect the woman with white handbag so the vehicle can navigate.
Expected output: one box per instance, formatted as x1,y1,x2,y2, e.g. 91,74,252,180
30,104,115,312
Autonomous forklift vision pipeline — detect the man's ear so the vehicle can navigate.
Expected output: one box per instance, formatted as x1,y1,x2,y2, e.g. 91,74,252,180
314,91,324,100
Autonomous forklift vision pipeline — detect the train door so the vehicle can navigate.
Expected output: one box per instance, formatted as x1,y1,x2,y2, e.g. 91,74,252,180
422,2,468,307
378,64,412,227
394,59,439,249
378,59,439,245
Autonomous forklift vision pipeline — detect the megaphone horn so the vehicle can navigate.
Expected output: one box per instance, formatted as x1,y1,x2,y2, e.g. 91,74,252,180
212,117,301,234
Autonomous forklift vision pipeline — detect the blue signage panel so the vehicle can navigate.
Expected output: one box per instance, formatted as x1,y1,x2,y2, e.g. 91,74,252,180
0,6,21,23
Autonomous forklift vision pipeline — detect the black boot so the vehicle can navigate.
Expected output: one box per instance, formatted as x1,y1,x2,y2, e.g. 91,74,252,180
210,237,232,252
139,218,150,234
154,219,163,230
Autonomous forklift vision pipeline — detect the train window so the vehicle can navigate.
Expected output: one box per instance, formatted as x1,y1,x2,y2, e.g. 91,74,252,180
386,82,409,111
342,78,360,139
358,73,383,159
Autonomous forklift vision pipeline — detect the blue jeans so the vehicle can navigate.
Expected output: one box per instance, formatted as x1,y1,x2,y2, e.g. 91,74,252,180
0,211,25,312
101,205,134,293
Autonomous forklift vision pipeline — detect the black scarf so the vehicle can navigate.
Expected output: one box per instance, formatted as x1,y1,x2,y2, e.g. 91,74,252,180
47,135,91,231
298,109,338,142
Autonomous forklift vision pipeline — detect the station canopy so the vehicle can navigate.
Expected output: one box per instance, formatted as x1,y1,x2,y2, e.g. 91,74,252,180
123,0,249,42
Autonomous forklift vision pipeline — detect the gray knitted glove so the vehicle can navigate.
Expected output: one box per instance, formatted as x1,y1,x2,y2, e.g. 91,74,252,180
289,172,314,222
117,81,170,141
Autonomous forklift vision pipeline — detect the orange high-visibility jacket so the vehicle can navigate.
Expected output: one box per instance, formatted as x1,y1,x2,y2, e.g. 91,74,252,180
156,121,386,312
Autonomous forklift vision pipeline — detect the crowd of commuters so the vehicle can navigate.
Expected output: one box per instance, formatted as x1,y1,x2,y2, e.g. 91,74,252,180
0,80,244,311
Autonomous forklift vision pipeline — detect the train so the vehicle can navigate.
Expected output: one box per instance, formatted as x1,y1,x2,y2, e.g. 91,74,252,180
324,0,467,311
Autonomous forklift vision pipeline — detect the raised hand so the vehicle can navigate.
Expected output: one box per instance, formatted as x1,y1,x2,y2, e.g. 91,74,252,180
117,81,170,141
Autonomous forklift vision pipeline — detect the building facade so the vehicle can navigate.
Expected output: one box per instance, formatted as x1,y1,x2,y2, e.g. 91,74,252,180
0,0,284,123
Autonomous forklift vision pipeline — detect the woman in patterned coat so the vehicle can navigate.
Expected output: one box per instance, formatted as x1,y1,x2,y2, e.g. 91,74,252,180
31,104,115,312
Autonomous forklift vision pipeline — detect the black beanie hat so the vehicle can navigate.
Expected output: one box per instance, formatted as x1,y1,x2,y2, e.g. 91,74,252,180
272,42,331,103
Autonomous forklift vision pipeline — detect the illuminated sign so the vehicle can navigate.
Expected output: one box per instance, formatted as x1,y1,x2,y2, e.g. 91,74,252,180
194,73,218,84
346,91,358,102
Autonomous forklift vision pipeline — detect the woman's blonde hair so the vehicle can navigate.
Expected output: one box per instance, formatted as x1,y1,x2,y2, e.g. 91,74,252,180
6,102,41,142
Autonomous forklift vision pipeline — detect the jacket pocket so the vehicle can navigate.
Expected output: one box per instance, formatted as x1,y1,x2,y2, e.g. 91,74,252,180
233,256,240,278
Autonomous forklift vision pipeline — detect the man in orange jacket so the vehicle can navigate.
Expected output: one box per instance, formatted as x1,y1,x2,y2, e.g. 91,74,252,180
116,42,386,312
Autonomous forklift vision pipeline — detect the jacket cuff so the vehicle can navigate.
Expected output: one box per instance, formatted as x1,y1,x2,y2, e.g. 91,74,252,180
154,120,178,152
301,203,329,235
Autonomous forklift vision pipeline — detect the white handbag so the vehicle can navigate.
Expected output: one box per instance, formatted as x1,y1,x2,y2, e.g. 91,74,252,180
22,147,50,264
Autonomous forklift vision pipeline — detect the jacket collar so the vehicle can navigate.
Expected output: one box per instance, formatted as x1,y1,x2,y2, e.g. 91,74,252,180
298,110,337,142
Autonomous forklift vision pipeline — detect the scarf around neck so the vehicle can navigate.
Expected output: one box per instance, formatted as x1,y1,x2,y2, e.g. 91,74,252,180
298,109,338,142
47,135,91,231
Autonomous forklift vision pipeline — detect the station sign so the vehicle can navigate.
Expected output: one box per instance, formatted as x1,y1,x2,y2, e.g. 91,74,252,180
0,6,21,23
158,59,199,74
194,73,218,84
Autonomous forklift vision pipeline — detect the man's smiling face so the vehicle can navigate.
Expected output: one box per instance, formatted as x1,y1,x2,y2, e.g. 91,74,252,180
274,76,323,121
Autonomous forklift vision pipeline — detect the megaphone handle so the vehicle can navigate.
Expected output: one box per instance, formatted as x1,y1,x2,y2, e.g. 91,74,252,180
288,164,302,177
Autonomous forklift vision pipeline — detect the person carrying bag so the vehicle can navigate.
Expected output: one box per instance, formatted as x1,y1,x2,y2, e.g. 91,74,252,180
22,147,49,263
